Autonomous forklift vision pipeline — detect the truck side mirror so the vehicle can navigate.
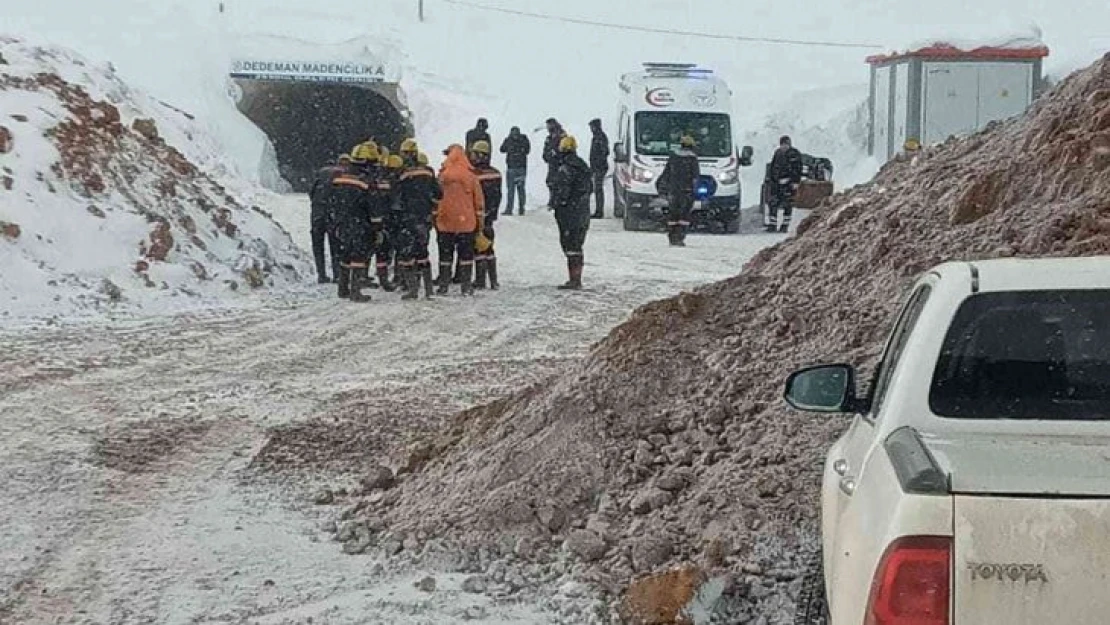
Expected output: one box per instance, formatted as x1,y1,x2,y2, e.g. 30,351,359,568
784,364,858,413
614,142,628,163
739,145,754,167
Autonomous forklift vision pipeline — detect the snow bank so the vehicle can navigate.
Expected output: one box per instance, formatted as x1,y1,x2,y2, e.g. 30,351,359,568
0,38,312,322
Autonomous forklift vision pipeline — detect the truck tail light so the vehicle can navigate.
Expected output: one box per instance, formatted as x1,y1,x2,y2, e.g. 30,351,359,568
864,536,951,625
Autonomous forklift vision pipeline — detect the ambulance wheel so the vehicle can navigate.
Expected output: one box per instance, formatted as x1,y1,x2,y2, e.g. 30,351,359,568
724,217,741,234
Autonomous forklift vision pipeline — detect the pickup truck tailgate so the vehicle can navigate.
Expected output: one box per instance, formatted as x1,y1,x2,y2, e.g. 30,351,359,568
954,496,1110,624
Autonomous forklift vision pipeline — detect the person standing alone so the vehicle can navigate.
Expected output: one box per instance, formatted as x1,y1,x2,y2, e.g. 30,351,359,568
499,126,530,215
655,134,700,247
766,135,803,233
588,119,610,219
550,136,592,290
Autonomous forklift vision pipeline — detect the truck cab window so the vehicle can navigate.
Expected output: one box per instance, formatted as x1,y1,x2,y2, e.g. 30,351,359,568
868,285,933,417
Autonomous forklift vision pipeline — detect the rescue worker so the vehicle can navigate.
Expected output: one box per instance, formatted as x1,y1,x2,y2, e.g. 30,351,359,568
550,135,592,290
465,118,491,153
308,153,349,283
373,154,405,291
435,144,484,296
766,135,803,233
330,142,382,302
469,140,502,290
656,134,700,246
542,118,566,210
415,151,439,295
396,140,442,299
499,126,530,215
588,119,610,219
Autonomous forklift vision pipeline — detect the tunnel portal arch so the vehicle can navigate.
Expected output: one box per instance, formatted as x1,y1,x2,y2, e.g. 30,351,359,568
230,59,412,192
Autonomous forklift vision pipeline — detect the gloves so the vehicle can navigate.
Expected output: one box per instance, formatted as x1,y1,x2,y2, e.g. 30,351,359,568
373,231,385,247
482,224,494,239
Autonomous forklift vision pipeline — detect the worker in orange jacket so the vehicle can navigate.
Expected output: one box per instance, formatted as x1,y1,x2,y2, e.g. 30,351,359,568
435,144,484,295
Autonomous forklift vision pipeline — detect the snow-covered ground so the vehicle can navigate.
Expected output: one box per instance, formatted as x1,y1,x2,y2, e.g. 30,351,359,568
0,197,783,624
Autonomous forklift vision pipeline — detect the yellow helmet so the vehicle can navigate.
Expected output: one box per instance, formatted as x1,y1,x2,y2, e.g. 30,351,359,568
377,146,391,165
679,134,696,147
400,138,419,154
417,152,429,166
470,140,491,155
350,141,380,164
558,135,577,152
903,137,921,151
386,155,404,170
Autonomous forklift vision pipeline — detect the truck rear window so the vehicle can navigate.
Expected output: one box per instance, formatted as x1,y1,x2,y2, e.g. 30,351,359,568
930,290,1110,420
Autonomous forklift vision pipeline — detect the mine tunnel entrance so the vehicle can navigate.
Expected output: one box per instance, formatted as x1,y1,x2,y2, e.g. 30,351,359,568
234,80,410,192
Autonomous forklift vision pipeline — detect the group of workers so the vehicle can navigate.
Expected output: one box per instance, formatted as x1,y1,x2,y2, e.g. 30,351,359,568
309,131,595,302
309,119,807,302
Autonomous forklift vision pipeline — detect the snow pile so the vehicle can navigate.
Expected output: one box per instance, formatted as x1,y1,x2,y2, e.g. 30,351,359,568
0,38,311,321
291,53,1110,621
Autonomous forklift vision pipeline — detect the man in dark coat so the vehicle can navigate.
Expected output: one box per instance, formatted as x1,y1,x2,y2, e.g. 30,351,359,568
465,118,490,152
550,135,592,290
588,118,610,219
499,126,530,215
655,134,700,247
766,135,803,233
308,154,349,283
542,118,567,210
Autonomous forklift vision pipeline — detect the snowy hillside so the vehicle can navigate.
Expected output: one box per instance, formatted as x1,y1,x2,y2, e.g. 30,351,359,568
0,38,311,322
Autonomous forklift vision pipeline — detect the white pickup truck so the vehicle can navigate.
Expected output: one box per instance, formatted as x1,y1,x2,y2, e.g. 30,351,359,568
785,257,1110,625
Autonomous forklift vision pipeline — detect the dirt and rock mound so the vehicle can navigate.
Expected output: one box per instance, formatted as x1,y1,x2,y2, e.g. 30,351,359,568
274,54,1110,623
0,38,310,321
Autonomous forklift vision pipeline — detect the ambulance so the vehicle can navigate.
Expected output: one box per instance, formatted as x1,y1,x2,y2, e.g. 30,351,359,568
612,63,753,233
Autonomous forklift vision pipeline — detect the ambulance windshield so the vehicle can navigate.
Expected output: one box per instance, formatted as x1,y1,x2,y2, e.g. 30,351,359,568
634,112,732,158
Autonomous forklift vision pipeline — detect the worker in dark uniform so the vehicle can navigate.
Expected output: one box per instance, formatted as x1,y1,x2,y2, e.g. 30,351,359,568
550,135,592,290
656,134,700,246
588,119,610,219
397,140,442,299
436,144,484,296
331,142,381,302
373,154,405,291
767,135,803,233
542,118,566,210
465,118,490,152
308,154,349,283
468,140,502,290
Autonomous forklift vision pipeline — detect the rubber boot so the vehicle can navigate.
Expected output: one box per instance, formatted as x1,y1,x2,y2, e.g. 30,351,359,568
421,264,435,299
487,257,499,290
473,259,488,290
349,267,372,302
436,262,451,295
377,265,396,292
558,257,582,290
337,264,351,299
460,263,475,296
400,266,418,300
